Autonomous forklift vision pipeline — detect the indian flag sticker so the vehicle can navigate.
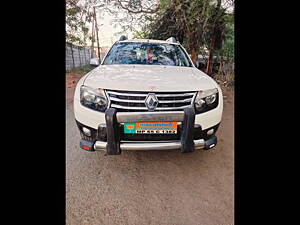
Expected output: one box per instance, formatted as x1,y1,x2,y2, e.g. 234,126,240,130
124,123,136,133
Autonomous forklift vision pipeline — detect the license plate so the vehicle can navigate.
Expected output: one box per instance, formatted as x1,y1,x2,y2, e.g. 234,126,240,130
124,122,178,134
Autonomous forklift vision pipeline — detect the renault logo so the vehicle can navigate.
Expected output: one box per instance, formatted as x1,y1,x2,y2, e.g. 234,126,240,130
145,93,159,110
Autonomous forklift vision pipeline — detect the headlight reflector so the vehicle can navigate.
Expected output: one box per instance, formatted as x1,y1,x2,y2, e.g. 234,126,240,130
80,86,108,112
205,94,216,104
195,99,206,111
194,88,218,113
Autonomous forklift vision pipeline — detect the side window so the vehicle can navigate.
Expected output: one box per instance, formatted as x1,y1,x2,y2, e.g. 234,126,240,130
176,46,191,67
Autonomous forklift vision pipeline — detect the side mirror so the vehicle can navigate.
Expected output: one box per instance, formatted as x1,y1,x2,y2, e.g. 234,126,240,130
90,58,100,67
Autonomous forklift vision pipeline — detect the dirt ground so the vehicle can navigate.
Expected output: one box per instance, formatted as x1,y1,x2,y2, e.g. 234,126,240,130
66,73,83,88
66,73,84,105
66,74,234,225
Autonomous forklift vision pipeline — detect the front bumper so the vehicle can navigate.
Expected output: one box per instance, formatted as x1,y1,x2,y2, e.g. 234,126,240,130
94,136,217,151
78,107,219,154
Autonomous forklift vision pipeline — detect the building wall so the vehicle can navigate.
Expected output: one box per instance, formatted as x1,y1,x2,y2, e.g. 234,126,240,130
66,43,97,71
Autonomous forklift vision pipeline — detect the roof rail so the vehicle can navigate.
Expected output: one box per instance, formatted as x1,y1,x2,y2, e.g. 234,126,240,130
166,37,177,43
119,35,128,41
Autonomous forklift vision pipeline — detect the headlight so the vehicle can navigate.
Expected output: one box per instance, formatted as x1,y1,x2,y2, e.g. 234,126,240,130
80,86,108,112
194,88,218,113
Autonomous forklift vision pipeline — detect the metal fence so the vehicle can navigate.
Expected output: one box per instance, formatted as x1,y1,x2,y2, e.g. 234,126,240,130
66,43,96,71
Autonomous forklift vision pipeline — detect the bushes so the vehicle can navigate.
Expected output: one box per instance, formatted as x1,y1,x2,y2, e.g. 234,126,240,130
214,71,234,91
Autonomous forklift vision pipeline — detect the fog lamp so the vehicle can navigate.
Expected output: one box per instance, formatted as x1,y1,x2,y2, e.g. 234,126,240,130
82,127,91,137
207,129,214,136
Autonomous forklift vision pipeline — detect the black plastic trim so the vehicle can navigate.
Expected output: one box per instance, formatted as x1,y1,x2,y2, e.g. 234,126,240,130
75,120,98,141
97,124,107,141
105,108,121,155
180,107,195,153
204,135,217,150
201,123,220,140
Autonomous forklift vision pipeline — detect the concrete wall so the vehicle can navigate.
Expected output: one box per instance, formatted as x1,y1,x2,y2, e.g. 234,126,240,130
66,43,96,71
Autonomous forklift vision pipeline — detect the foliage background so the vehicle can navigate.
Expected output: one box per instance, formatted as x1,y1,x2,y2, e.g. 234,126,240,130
66,0,234,87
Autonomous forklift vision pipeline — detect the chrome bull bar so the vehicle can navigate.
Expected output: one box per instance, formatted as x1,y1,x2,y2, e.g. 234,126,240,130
94,139,206,151
93,108,216,154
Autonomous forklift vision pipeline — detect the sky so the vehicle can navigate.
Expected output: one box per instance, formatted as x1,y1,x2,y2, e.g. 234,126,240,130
92,11,120,47
87,10,137,47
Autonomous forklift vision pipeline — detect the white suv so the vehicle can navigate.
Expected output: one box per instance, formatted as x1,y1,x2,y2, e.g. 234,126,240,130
74,37,223,155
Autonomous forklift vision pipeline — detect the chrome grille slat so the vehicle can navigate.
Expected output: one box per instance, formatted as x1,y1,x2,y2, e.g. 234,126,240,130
111,104,191,111
106,90,148,97
158,98,193,103
106,90,196,112
156,105,191,110
107,90,195,98
111,104,148,110
110,96,145,103
155,93,195,97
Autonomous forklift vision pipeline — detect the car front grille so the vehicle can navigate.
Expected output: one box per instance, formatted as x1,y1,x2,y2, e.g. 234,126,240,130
106,90,197,112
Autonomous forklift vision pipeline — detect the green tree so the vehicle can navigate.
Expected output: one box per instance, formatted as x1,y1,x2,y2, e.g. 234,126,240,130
132,0,234,75
221,14,234,62
66,0,96,45
134,0,230,64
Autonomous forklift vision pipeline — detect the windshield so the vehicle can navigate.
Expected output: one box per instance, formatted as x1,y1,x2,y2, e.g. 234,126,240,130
102,42,192,67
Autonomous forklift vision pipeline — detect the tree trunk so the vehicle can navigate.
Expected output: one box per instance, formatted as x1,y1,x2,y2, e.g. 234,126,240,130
206,50,213,75
191,48,198,65
218,39,225,75
206,35,215,75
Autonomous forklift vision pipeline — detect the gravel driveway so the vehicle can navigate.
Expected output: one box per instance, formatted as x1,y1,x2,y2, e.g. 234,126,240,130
66,84,234,225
